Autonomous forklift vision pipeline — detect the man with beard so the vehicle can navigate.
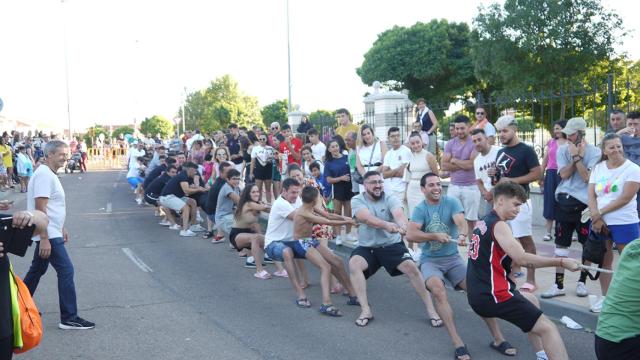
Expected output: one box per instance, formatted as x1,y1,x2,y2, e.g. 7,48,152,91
489,115,542,293
349,171,440,328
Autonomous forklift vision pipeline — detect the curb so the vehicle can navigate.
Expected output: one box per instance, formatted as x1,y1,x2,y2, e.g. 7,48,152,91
330,241,599,330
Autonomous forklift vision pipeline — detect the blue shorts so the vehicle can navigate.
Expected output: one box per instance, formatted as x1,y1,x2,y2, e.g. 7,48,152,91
265,239,319,261
127,177,144,190
608,223,640,245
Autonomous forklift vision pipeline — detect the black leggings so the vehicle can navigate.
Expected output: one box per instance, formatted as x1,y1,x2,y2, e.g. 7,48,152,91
0,336,12,360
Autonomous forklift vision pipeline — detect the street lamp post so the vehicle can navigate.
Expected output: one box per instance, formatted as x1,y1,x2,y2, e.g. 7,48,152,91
61,0,72,140
286,0,292,112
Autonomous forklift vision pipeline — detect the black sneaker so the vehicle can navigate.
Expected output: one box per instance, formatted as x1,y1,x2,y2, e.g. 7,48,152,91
59,317,95,330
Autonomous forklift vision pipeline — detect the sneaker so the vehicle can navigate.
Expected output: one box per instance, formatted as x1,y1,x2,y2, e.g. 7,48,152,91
245,257,256,268
572,234,578,242
590,296,605,313
541,284,566,299
136,198,143,205
263,255,274,264
159,220,171,226
196,212,203,223
335,236,343,246
59,317,95,330
543,233,552,241
180,229,197,237
169,224,181,230
211,237,225,244
189,224,206,232
576,281,588,297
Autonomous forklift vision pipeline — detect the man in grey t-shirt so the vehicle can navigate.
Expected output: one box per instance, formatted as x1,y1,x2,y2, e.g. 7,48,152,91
349,171,440,327
215,169,242,238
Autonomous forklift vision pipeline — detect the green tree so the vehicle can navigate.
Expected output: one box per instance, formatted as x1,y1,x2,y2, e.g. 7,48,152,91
83,124,108,147
112,126,134,140
182,75,263,132
357,20,476,105
308,110,336,129
140,115,174,138
472,0,624,92
261,99,289,127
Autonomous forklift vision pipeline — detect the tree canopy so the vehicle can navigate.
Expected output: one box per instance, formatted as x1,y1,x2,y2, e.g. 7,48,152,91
182,75,263,132
112,125,134,140
357,19,476,104
140,115,174,138
261,99,289,127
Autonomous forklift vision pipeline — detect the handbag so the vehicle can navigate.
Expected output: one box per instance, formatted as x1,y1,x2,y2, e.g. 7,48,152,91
582,226,609,280
353,141,378,185
9,266,42,354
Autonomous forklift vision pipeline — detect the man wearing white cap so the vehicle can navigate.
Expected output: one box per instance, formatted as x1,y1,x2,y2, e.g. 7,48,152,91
127,141,146,170
490,115,542,293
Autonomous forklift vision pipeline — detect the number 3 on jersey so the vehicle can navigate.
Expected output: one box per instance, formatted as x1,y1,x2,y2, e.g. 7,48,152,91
468,234,481,260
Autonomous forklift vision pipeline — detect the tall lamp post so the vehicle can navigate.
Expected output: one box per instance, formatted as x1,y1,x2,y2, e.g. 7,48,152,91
286,0,292,112
61,0,72,140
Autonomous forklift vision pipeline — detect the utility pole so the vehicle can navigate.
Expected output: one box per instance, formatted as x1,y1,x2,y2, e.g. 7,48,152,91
61,0,72,139
286,0,292,112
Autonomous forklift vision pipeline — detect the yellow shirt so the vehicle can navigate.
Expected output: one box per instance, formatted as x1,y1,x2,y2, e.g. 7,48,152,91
0,145,12,168
335,123,360,139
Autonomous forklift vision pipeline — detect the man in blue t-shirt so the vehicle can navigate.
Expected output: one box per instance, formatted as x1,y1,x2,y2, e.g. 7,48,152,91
407,172,515,359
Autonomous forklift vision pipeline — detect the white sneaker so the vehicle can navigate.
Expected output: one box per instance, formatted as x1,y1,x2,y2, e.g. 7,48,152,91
576,281,588,297
136,198,143,205
169,224,181,230
159,220,171,226
541,284,566,299
189,224,206,232
590,296,605,313
196,212,203,223
180,229,197,237
335,236,343,246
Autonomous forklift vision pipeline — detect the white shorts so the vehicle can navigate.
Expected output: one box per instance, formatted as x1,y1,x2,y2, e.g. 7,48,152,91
216,214,235,236
508,199,532,238
447,184,481,221
159,195,188,213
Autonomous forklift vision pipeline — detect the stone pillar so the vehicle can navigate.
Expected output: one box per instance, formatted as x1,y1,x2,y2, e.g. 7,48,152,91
363,81,410,142
287,104,308,131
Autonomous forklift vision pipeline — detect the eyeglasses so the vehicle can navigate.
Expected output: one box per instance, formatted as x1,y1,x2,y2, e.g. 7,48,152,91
259,138,266,141
476,112,484,115
271,127,279,130
365,180,384,185
231,177,241,181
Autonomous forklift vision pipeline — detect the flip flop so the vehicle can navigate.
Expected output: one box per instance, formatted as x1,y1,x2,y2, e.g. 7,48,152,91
319,304,343,317
454,345,471,360
519,282,537,293
490,341,516,356
429,318,444,328
295,298,311,308
355,316,374,327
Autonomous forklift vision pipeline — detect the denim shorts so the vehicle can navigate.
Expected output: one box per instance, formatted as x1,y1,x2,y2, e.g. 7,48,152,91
265,239,318,261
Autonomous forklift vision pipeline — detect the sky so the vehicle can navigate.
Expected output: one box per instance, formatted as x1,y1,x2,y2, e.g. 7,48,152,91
0,0,638,132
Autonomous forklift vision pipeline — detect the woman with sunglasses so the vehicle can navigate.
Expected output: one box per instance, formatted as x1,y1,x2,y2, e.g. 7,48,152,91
355,125,387,194
211,147,230,181
249,131,274,203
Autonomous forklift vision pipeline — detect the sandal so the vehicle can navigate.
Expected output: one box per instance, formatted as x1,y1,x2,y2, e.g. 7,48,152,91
429,318,444,328
319,304,343,317
295,297,311,308
519,282,537,293
490,341,516,356
355,315,374,327
346,296,360,306
454,345,471,360
273,270,289,278
253,270,272,280
202,231,214,239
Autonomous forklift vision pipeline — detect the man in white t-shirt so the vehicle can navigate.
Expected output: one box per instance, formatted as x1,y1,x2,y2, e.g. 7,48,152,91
471,128,500,218
381,127,412,203
307,128,326,162
23,140,95,330
128,141,146,169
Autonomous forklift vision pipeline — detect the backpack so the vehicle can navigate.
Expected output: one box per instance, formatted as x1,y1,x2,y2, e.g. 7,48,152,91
10,266,42,354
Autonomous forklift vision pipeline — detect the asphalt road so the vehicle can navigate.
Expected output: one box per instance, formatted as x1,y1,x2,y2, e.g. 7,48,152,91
9,170,598,360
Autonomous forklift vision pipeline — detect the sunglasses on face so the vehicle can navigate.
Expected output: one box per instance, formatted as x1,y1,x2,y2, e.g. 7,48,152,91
259,138,266,141
476,112,484,115
366,180,384,185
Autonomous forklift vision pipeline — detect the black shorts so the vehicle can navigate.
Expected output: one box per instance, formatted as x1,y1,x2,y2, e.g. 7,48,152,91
332,182,354,202
144,193,159,206
350,242,412,279
555,220,589,247
229,228,254,251
254,162,272,181
193,192,208,208
469,292,543,333
595,334,640,360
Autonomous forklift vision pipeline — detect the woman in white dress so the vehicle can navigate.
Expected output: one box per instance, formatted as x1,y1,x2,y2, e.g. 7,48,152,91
405,132,439,250
355,124,387,193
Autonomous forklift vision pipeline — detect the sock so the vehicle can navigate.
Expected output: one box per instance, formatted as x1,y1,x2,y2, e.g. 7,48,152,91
579,270,588,283
555,272,565,289
536,350,549,360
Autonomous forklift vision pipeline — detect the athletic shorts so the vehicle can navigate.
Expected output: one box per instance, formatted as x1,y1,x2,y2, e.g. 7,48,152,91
595,334,640,360
253,162,272,181
507,199,532,238
216,215,235,236
265,239,318,261
350,242,412,279
555,220,589,247
420,255,466,289
229,227,254,251
609,223,640,245
159,194,188,213
127,176,144,190
144,192,159,206
469,292,542,333
447,184,481,221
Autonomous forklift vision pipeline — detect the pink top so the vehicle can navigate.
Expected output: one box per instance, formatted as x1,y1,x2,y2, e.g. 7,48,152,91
547,139,559,170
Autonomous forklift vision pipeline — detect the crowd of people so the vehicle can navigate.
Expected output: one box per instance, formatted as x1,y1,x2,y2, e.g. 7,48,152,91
1,105,639,359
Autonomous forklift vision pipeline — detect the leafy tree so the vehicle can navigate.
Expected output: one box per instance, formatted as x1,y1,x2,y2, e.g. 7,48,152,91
308,110,336,129
112,126,134,140
472,0,624,92
357,20,476,105
140,115,174,138
82,124,109,147
261,99,289,127
182,75,263,132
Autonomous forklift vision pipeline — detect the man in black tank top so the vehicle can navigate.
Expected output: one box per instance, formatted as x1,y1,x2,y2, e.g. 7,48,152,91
466,182,579,360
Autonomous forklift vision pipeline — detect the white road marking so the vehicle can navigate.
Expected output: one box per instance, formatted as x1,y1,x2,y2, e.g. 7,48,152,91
106,202,112,213
122,248,153,273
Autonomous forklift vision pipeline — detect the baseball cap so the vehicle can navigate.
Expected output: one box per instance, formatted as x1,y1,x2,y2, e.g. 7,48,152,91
495,115,517,130
562,117,587,135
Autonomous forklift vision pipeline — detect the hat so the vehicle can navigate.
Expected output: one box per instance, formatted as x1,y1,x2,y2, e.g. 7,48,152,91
495,115,517,130
562,117,587,135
